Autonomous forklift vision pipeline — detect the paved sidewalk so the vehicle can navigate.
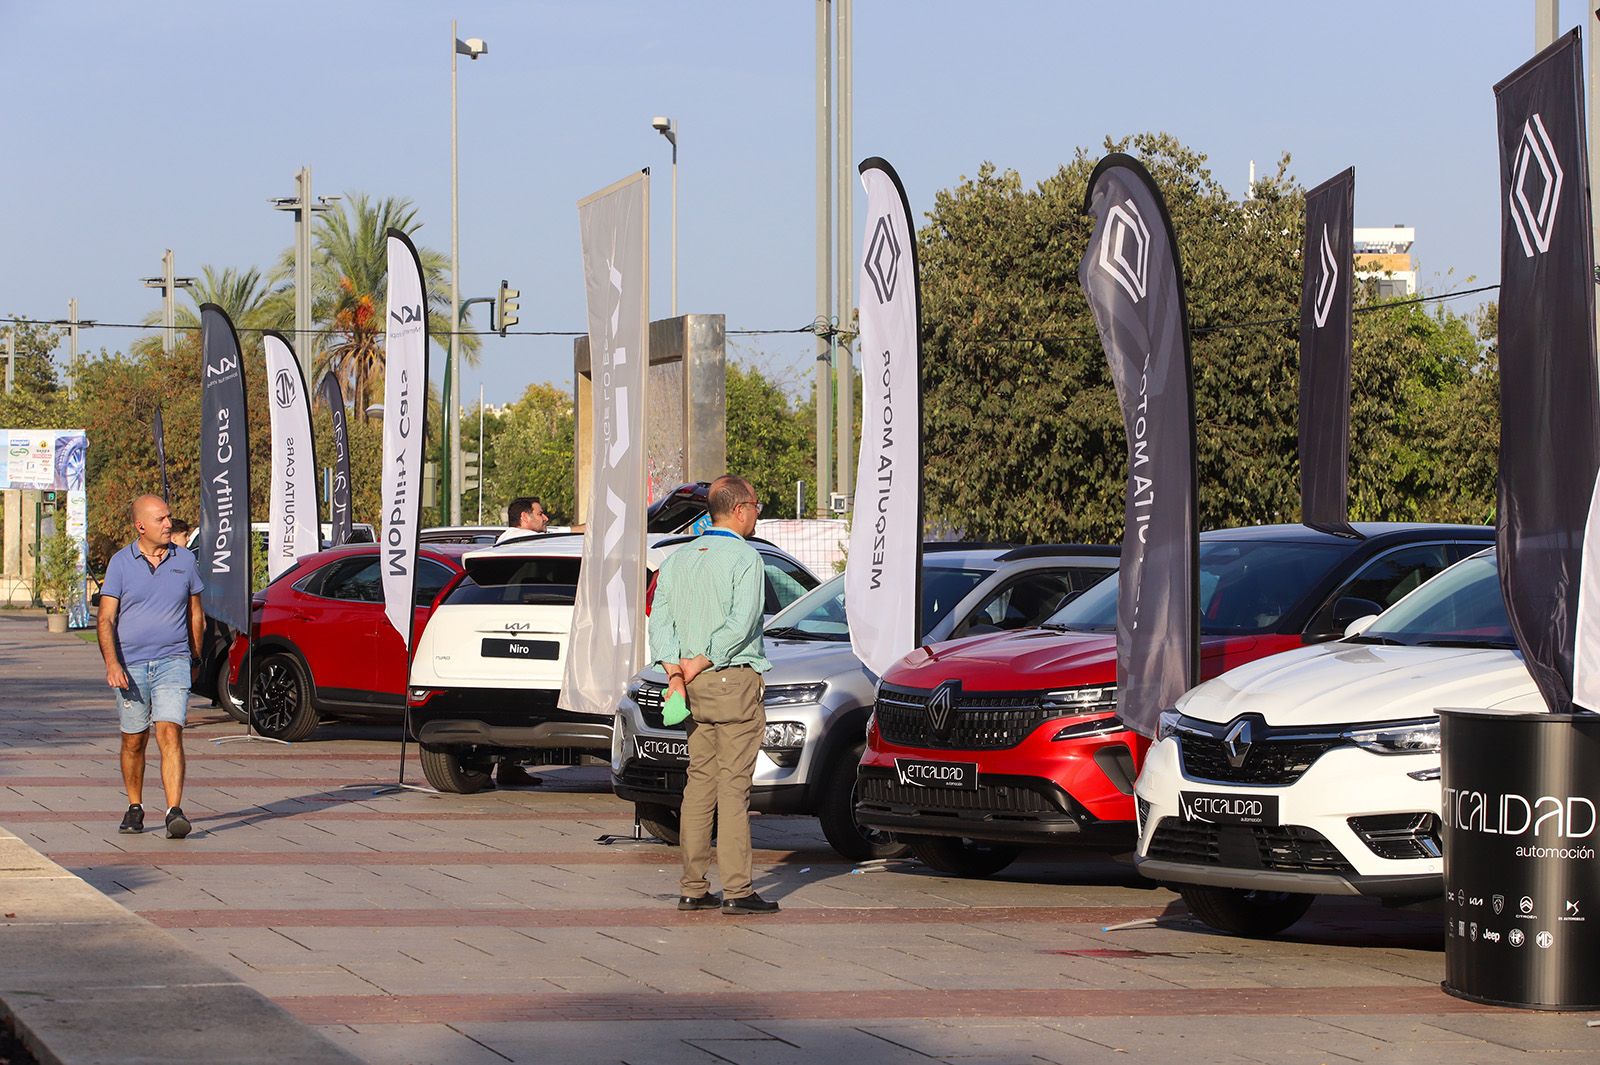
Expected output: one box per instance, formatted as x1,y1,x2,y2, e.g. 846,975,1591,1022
2,611,1595,1064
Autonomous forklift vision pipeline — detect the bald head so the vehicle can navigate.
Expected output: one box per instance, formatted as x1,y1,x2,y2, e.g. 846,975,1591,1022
130,495,173,549
707,475,761,537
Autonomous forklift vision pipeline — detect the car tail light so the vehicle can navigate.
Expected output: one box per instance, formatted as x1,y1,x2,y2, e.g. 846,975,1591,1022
408,687,438,708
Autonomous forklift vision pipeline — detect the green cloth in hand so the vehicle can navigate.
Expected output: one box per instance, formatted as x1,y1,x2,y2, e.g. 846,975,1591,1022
662,688,689,726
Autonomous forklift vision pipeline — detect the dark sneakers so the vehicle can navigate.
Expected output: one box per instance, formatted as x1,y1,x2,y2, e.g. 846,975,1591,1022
677,892,722,912
722,893,780,916
164,807,192,840
118,805,144,834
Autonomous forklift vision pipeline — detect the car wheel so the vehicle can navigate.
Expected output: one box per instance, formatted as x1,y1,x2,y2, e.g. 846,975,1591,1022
819,743,911,862
419,744,492,794
636,803,680,846
908,835,1020,877
250,653,319,742
1178,885,1315,937
215,657,247,724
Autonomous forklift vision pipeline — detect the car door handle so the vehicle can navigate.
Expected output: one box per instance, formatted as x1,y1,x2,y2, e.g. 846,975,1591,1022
288,610,313,622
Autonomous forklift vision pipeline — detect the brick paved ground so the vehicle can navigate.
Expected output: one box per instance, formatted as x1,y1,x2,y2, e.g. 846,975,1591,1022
3,611,1597,1064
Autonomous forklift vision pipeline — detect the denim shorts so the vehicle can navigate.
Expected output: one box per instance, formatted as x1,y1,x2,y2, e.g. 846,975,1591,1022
116,656,192,733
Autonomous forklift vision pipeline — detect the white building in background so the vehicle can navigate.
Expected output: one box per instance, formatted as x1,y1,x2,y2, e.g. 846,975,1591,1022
1354,225,1417,298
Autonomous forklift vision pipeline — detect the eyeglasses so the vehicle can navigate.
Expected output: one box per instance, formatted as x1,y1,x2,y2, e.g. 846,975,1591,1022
736,500,764,515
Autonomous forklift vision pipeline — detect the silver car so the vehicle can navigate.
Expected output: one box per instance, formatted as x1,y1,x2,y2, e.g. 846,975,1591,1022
612,543,1119,860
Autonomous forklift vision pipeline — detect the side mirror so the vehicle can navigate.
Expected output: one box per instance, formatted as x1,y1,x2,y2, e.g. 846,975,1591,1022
1343,614,1381,639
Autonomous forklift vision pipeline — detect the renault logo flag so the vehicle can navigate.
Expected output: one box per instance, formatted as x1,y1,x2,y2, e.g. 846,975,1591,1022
263,332,320,582
318,371,354,548
1298,168,1356,535
562,170,649,718
848,158,924,678
379,229,429,648
198,304,251,634
1494,30,1600,712
1078,154,1199,739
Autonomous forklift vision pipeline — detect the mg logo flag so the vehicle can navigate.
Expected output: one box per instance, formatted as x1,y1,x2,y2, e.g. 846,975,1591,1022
197,304,251,633
1078,154,1199,739
1298,168,1355,534
848,158,924,678
563,170,649,718
263,332,320,581
1494,31,1600,712
379,230,429,648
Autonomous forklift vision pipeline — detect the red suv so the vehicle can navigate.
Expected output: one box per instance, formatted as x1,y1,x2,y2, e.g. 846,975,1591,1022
225,544,469,741
855,523,1493,877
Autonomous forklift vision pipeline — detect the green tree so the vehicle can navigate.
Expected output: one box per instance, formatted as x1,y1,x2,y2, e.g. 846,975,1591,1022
479,383,576,524
727,361,816,518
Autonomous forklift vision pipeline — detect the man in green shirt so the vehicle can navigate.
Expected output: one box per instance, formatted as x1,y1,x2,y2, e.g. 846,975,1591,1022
648,475,778,915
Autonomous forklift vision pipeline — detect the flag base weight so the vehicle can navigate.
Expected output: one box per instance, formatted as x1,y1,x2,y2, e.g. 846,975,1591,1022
595,815,666,846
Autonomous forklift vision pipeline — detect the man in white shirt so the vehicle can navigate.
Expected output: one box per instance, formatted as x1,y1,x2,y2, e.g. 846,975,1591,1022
495,496,550,545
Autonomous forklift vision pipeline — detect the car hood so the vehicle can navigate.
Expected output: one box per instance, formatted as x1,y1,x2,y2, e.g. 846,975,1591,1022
1176,642,1541,727
882,629,1262,691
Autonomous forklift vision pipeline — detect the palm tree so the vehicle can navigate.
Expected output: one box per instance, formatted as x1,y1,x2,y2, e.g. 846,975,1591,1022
276,193,478,422
141,266,292,355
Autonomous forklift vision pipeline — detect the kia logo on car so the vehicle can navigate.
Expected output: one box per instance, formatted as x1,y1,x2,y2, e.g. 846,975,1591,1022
925,680,958,739
1223,717,1256,768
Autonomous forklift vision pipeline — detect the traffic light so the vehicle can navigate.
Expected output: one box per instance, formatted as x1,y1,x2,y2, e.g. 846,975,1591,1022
495,279,519,336
462,451,480,494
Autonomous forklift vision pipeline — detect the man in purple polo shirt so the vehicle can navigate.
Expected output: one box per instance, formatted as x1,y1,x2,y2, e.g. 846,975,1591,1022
97,494,205,839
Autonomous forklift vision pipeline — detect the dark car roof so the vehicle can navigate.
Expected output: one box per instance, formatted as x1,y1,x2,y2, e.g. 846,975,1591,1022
1201,522,1492,545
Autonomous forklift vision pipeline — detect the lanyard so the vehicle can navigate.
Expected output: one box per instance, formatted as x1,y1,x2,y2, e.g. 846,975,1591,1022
701,528,742,541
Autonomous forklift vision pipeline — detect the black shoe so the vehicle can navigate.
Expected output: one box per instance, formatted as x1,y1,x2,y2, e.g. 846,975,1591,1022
721,892,780,916
677,892,721,912
118,805,144,834
164,807,191,840
496,764,543,788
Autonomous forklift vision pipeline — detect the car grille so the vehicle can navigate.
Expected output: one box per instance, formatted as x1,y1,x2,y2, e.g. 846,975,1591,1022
1348,813,1442,861
634,682,686,733
1146,818,1355,875
875,685,1057,750
1179,733,1342,786
857,774,1061,816
618,762,687,793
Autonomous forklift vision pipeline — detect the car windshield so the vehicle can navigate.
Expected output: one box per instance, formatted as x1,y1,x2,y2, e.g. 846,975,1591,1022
444,556,582,606
1044,540,1350,635
765,565,994,642
1353,553,1514,648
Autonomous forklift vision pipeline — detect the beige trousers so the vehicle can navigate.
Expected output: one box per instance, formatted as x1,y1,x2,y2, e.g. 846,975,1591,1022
679,666,765,899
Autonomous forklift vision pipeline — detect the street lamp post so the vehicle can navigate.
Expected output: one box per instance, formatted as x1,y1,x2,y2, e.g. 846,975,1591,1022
651,116,678,316
142,250,196,355
271,167,338,372
449,24,488,527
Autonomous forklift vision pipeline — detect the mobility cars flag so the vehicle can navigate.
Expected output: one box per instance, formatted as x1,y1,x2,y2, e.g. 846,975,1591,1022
1078,154,1199,738
153,406,170,502
847,157,923,677
319,371,354,548
1298,168,1356,534
198,304,251,633
1494,31,1600,712
262,332,320,580
562,171,649,718
380,229,429,648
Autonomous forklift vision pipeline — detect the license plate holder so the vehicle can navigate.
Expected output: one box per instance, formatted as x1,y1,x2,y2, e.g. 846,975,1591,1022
1179,790,1280,826
481,637,559,660
893,757,979,790
636,736,689,765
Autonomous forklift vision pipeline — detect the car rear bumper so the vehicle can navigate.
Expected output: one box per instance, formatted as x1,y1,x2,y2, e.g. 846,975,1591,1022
852,766,1132,847
408,686,612,753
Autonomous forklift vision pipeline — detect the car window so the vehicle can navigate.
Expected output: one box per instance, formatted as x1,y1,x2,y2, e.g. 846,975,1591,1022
444,556,582,606
1356,553,1513,648
762,555,817,614
414,559,456,607
764,565,996,643
314,558,383,603
1306,543,1454,637
952,567,1111,638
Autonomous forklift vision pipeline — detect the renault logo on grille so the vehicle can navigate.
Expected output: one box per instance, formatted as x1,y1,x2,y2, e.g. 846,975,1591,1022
1223,718,1256,768
926,681,958,739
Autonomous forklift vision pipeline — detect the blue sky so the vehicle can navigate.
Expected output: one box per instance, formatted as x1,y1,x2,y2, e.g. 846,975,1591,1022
0,1,1565,404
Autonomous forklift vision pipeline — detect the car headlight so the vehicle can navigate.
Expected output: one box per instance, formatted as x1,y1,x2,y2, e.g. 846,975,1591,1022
1040,685,1117,714
764,683,826,707
1156,710,1182,741
763,721,807,748
1344,718,1440,755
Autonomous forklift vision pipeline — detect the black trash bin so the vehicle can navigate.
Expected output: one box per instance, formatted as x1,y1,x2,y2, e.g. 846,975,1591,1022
1440,706,1600,1009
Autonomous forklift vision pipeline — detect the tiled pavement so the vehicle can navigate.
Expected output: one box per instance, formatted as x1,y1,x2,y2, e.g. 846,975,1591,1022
2,612,1596,1064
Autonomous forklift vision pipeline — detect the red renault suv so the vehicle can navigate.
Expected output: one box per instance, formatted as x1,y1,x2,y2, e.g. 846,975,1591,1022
855,523,1493,877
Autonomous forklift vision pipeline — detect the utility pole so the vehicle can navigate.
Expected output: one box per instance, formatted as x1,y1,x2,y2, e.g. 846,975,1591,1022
1536,0,1559,48
834,0,854,506
142,250,196,355
814,0,834,517
3,330,13,395
271,166,338,371
66,298,79,398
450,24,489,527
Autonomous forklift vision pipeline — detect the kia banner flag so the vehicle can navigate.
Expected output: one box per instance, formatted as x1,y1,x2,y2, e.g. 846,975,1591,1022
847,157,923,677
1298,167,1356,534
1078,154,1199,738
380,229,429,648
152,405,170,503
319,371,354,548
262,331,320,580
198,304,251,633
562,170,649,718
1494,30,1600,712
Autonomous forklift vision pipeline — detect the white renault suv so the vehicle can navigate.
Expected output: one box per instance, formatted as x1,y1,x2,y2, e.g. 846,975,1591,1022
1134,549,1539,936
